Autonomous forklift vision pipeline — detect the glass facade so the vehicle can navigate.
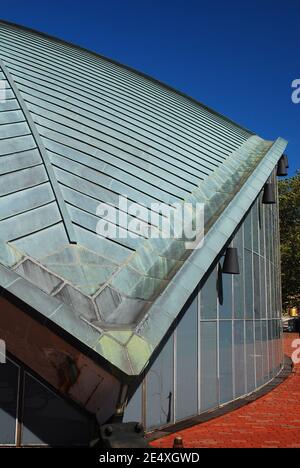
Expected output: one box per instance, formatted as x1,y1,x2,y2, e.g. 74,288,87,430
0,356,94,447
0,175,283,439
125,174,283,430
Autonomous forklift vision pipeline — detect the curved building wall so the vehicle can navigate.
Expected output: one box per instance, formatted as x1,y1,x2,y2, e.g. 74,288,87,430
124,169,283,430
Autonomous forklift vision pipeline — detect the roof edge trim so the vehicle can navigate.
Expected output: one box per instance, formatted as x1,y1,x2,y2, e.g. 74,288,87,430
132,137,287,374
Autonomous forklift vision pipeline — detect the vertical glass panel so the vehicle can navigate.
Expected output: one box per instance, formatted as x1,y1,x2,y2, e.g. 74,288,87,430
252,200,259,254
266,260,271,319
245,321,255,393
244,210,252,250
0,359,19,445
234,320,246,397
254,321,263,387
260,256,266,319
275,267,281,319
200,322,218,412
123,385,142,423
22,374,92,446
271,265,276,318
261,320,269,384
244,250,253,319
273,320,279,372
219,321,233,404
268,320,274,379
146,335,174,430
218,262,232,319
176,298,198,421
269,206,274,265
259,196,265,257
274,267,278,319
278,319,283,367
265,207,271,261
233,226,244,319
253,254,260,319
200,267,217,319
274,320,281,373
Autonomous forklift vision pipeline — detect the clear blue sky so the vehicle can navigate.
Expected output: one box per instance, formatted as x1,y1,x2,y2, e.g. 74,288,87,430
1,0,299,175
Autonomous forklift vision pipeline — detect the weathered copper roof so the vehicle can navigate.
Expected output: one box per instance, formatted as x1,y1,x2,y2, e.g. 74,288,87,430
0,20,287,377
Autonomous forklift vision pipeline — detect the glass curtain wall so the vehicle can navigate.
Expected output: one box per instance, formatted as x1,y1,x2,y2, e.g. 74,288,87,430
125,171,283,430
0,357,94,447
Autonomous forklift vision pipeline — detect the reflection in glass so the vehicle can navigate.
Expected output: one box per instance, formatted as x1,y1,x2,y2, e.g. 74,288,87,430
22,374,92,446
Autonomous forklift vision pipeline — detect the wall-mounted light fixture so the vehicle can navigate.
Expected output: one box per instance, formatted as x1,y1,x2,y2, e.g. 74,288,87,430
277,156,288,177
262,183,276,204
222,247,240,275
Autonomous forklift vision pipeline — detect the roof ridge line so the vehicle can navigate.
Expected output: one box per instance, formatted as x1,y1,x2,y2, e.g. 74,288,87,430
0,58,77,244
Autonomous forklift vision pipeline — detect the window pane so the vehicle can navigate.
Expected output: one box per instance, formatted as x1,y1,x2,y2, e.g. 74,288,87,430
265,207,271,261
261,320,269,384
266,260,271,319
0,359,19,445
260,256,266,319
233,226,244,319
278,320,283,369
200,267,217,319
200,322,218,412
253,254,260,319
219,321,233,404
146,335,174,429
244,211,252,250
234,320,246,397
255,321,263,387
244,250,253,319
268,320,274,379
22,374,92,446
245,321,255,393
259,197,265,257
176,297,198,421
123,385,142,423
252,201,259,253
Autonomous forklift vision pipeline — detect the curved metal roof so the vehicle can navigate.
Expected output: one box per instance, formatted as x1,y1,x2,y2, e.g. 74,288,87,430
0,20,287,377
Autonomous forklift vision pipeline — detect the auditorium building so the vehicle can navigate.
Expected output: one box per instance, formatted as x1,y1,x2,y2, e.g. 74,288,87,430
0,21,287,446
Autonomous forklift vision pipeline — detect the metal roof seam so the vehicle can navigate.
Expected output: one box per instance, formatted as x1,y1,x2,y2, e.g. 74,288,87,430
0,58,77,244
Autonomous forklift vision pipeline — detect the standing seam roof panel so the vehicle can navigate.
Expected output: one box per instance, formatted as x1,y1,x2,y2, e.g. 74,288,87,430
0,20,287,377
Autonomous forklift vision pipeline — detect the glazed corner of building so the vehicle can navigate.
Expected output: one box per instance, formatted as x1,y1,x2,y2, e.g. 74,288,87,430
0,19,288,442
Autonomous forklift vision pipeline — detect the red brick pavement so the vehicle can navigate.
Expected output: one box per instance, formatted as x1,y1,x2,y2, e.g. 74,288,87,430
151,333,300,448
